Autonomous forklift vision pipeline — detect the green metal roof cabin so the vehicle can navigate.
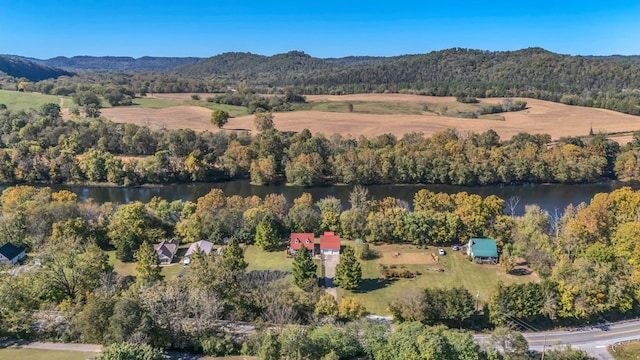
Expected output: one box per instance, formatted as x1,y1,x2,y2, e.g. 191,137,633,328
467,238,499,264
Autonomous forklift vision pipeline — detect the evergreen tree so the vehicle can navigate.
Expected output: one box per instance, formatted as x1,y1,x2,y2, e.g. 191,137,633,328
334,246,362,290
292,247,317,288
222,237,247,271
135,240,163,283
255,216,280,251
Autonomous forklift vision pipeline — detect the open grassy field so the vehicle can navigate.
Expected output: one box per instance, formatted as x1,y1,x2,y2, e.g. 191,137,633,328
0,90,72,111
0,348,98,360
337,241,536,315
610,341,640,360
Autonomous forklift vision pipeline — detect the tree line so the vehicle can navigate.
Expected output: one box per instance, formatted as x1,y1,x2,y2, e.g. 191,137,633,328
3,103,640,187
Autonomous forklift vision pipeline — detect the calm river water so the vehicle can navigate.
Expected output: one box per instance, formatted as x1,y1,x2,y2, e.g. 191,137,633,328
17,180,638,217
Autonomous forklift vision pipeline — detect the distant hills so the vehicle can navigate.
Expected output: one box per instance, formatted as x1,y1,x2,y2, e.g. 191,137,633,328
3,48,640,99
0,55,73,81
30,55,200,72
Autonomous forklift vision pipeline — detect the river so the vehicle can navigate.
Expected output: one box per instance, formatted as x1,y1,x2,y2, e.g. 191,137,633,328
17,180,637,217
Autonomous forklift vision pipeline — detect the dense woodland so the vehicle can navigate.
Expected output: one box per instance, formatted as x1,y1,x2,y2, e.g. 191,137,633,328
1,182,637,358
0,103,638,187
2,48,640,115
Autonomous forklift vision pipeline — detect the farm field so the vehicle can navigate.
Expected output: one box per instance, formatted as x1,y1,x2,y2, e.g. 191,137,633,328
101,93,640,140
337,241,536,315
0,348,98,360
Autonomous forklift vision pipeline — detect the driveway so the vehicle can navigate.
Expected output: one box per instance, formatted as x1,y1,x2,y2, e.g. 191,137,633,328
322,253,340,299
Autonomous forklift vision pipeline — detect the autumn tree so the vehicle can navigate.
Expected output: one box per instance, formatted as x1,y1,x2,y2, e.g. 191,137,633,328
292,247,317,289
211,109,230,129
108,202,165,262
254,111,274,132
334,246,362,290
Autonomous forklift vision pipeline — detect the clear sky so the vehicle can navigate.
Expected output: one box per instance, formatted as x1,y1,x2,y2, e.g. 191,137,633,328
1,0,639,58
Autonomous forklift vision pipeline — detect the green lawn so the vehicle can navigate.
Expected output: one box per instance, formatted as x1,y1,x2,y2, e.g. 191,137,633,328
0,90,72,111
107,243,190,280
0,348,98,360
610,341,640,360
337,241,535,315
244,245,295,272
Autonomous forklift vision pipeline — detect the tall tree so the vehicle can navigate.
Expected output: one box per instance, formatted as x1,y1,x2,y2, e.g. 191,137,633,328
255,216,281,251
334,246,362,290
292,247,317,289
135,240,163,283
221,237,247,271
254,111,275,132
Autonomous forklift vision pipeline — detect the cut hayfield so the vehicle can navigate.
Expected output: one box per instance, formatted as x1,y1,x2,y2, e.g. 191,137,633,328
100,105,214,131
98,94,640,140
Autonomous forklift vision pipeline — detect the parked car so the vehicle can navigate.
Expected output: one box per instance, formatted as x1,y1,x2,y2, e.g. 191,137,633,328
438,248,446,255
452,245,460,251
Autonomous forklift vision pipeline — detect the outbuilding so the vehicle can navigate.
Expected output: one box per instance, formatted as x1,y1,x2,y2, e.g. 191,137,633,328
0,242,26,265
320,231,341,256
467,238,499,264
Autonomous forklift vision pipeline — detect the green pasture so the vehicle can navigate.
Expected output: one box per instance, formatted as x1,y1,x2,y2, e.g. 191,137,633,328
0,90,71,111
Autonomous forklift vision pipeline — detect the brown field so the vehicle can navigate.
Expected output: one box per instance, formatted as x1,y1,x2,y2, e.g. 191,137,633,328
100,105,214,131
99,94,640,140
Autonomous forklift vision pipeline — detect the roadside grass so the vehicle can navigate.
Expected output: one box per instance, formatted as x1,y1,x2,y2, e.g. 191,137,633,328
610,341,640,360
0,90,71,111
337,241,534,315
0,348,98,360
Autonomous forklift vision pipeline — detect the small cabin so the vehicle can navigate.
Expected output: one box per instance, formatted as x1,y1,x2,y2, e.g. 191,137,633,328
467,238,498,264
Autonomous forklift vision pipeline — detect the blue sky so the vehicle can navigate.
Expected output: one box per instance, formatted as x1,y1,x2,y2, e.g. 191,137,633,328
1,0,639,58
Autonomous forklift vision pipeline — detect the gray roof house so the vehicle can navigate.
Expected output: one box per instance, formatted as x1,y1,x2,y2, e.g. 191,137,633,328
0,242,26,265
154,240,179,265
185,240,214,258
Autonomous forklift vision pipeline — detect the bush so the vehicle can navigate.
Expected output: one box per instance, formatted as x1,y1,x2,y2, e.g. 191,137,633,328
191,94,200,100
96,342,162,360
200,334,235,356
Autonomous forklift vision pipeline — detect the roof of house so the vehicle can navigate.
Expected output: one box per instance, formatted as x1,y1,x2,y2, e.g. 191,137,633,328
185,240,214,257
320,231,340,251
469,238,498,258
290,233,315,251
153,240,179,260
0,242,25,260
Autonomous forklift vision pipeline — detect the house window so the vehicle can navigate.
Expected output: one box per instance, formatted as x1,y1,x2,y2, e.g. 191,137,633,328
305,239,311,244
295,239,300,244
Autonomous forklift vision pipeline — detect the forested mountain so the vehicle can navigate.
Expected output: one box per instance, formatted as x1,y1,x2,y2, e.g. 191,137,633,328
177,51,336,80
29,55,200,71
0,55,73,81
589,54,640,66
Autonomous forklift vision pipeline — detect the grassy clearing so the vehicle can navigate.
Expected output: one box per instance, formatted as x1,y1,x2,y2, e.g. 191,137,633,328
337,241,534,315
295,100,425,115
244,245,294,272
0,90,71,111
610,341,640,360
0,348,98,360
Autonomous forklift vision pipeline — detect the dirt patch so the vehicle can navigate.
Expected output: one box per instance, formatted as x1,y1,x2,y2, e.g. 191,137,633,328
377,251,436,265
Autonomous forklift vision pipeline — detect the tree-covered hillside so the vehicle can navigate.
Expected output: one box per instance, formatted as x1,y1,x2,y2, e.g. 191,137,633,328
0,55,73,81
34,55,200,71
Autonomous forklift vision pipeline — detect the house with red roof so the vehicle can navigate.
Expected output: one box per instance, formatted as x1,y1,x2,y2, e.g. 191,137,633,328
320,231,341,256
289,233,315,256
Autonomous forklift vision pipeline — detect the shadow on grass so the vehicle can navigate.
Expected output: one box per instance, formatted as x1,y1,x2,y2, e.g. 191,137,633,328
353,278,397,293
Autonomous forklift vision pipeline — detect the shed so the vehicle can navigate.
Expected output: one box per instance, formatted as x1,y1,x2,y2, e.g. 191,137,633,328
0,242,26,265
320,231,340,255
467,238,499,264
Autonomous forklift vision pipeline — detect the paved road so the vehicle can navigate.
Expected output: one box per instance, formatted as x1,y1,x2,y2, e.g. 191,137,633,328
477,320,640,360
322,254,340,299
